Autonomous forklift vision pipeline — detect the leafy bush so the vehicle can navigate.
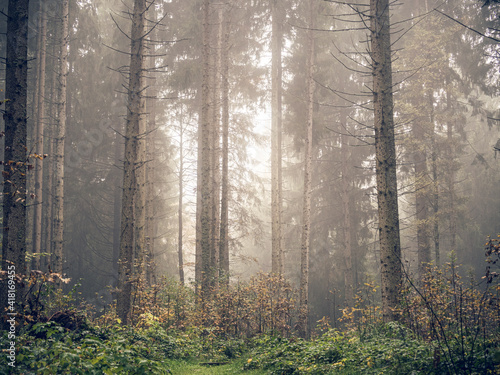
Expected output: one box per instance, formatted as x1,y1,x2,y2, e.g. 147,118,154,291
0,322,173,374
243,324,437,375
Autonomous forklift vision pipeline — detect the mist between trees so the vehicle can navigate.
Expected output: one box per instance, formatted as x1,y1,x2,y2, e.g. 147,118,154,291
0,0,500,373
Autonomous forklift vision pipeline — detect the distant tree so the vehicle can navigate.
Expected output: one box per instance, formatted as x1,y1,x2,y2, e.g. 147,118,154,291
1,0,30,323
219,2,231,284
271,0,284,275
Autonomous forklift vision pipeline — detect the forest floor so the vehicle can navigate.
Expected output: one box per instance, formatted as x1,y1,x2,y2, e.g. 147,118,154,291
166,359,267,374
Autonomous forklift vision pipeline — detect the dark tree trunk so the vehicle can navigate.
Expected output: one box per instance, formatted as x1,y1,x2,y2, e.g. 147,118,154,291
1,0,30,325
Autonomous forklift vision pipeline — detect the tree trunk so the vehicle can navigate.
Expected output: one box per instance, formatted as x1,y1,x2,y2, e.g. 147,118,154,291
198,0,213,299
178,107,185,285
413,119,431,280
429,93,440,265
219,3,230,285
370,0,402,322
44,37,59,272
271,0,284,275
145,47,157,286
210,3,223,290
53,0,70,285
445,86,456,253
32,1,48,271
112,128,123,284
341,132,354,308
117,0,146,325
298,0,315,339
1,0,30,322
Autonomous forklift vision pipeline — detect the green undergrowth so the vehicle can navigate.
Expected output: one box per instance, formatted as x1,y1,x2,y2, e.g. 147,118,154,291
0,321,249,374
1,320,498,374
243,322,500,375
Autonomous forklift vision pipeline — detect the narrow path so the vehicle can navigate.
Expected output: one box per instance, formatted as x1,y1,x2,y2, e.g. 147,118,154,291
166,360,267,374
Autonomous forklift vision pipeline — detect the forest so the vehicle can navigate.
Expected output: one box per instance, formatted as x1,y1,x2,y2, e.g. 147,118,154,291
0,0,499,373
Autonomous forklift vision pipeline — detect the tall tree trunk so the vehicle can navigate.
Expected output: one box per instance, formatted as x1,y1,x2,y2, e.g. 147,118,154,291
53,0,70,284
44,37,59,272
1,0,30,321
341,132,354,308
370,0,402,322
429,93,440,265
198,0,213,299
271,0,284,275
210,3,223,290
112,128,123,284
117,0,146,325
219,3,231,284
178,106,185,285
298,0,315,339
32,1,48,271
445,86,456,253
145,35,157,285
414,119,431,280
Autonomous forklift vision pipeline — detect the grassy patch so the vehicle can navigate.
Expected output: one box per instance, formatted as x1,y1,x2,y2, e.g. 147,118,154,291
166,359,268,375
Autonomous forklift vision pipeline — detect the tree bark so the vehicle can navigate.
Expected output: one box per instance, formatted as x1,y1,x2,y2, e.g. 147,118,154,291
429,93,440,265
370,0,402,322
271,0,284,275
44,36,59,272
178,106,185,285
32,1,48,271
53,0,70,285
210,3,223,290
199,0,213,299
298,0,315,339
445,86,456,253
341,132,354,308
219,3,231,284
117,0,146,325
1,0,30,322
144,41,157,286
413,119,431,280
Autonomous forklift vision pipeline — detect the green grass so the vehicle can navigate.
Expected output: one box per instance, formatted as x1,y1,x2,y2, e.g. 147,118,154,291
166,359,268,375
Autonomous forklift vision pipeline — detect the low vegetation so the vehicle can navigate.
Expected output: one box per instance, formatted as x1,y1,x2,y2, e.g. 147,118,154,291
1,260,499,374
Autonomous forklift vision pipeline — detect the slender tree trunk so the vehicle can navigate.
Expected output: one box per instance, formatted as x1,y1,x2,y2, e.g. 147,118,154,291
1,0,30,321
298,0,315,339
341,132,354,308
219,3,230,284
413,119,431,280
198,0,213,299
445,87,456,253
44,37,59,272
271,0,283,275
32,1,48,271
178,107,185,285
195,114,203,291
210,3,223,290
53,0,70,284
112,128,123,284
429,93,440,265
117,0,146,325
145,35,157,285
370,0,402,322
